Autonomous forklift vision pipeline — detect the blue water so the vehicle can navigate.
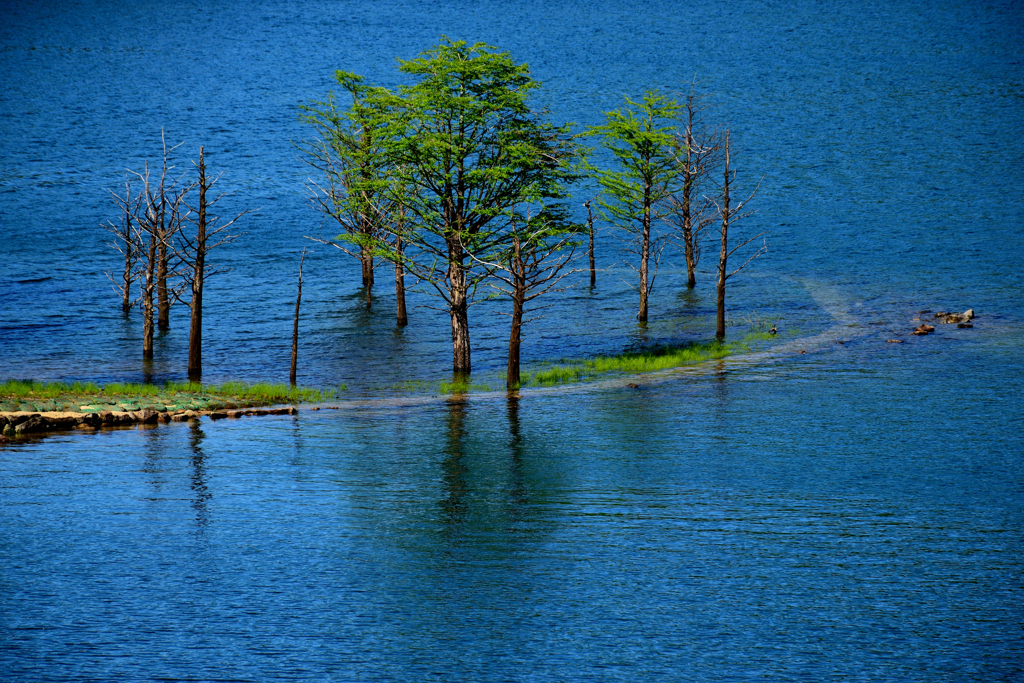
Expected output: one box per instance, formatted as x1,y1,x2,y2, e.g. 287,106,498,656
2,0,1023,680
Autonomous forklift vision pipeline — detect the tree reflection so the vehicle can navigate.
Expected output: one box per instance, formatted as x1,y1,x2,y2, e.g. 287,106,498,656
189,421,211,531
439,396,469,533
505,393,528,528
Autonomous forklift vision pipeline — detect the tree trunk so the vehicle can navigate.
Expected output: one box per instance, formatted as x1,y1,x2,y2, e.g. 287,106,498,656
122,243,133,315
638,183,652,323
188,147,207,381
683,121,697,289
448,241,471,374
716,133,731,341
507,236,524,389
585,200,596,288
290,251,304,386
142,231,156,359
394,234,407,327
157,224,169,329
361,245,373,310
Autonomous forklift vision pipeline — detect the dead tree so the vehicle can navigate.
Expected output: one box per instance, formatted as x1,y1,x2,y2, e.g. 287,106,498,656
714,131,766,340
290,250,305,385
132,151,190,360
471,206,580,389
666,83,722,289
105,177,142,314
176,147,247,380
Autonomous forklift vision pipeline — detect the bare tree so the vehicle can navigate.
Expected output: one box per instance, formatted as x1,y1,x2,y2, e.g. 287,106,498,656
290,250,305,385
665,83,722,289
131,149,191,360
176,147,247,380
471,206,580,389
714,131,766,340
105,177,142,314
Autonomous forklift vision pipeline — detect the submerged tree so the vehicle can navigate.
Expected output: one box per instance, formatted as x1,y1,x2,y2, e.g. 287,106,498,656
587,91,682,323
105,177,142,315
665,83,721,289
714,131,766,340
131,142,190,360
300,71,392,311
375,38,579,375
472,205,581,388
176,146,247,380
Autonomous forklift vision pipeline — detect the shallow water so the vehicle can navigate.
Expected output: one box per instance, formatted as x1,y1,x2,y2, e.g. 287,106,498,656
2,0,1023,680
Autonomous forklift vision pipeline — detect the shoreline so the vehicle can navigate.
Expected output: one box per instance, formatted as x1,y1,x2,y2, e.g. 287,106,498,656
0,405,299,442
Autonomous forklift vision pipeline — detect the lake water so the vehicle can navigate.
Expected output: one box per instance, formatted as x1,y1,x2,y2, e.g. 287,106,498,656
2,0,1023,680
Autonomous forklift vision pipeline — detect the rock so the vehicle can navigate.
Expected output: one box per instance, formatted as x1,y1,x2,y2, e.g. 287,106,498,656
913,324,935,335
887,339,903,343
266,407,298,415
209,411,228,420
0,416,7,431
15,415,47,434
132,409,159,424
171,412,189,422
183,410,198,420
77,413,100,427
227,410,244,418
98,410,114,425
112,412,135,425
963,308,974,320
958,323,973,329
158,413,171,423
626,383,640,389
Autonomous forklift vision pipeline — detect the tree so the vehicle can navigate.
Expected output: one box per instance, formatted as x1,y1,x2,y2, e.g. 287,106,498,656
176,146,247,380
665,83,721,289
471,204,580,388
376,38,578,375
300,71,392,311
714,131,766,340
105,177,142,315
583,198,597,288
587,91,682,323
131,141,190,360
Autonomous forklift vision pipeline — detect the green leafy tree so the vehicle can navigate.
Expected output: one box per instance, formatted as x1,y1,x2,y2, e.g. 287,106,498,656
376,38,578,375
587,91,682,323
300,71,393,311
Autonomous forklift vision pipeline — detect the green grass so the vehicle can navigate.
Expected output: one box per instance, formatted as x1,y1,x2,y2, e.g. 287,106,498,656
438,380,493,394
523,341,733,387
0,379,337,406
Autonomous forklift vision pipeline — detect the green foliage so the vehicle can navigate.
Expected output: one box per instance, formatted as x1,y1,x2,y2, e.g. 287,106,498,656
299,71,395,257
375,38,581,293
523,341,731,386
586,90,683,232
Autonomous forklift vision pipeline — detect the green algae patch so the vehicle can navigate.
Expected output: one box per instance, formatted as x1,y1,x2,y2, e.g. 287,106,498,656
0,380,337,414
522,341,734,387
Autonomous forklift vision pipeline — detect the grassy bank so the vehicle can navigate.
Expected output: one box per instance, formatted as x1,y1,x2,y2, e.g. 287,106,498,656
0,380,337,414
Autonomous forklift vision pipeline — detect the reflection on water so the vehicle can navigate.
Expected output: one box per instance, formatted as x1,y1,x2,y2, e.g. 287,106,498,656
505,393,529,531
188,421,211,531
440,396,469,533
